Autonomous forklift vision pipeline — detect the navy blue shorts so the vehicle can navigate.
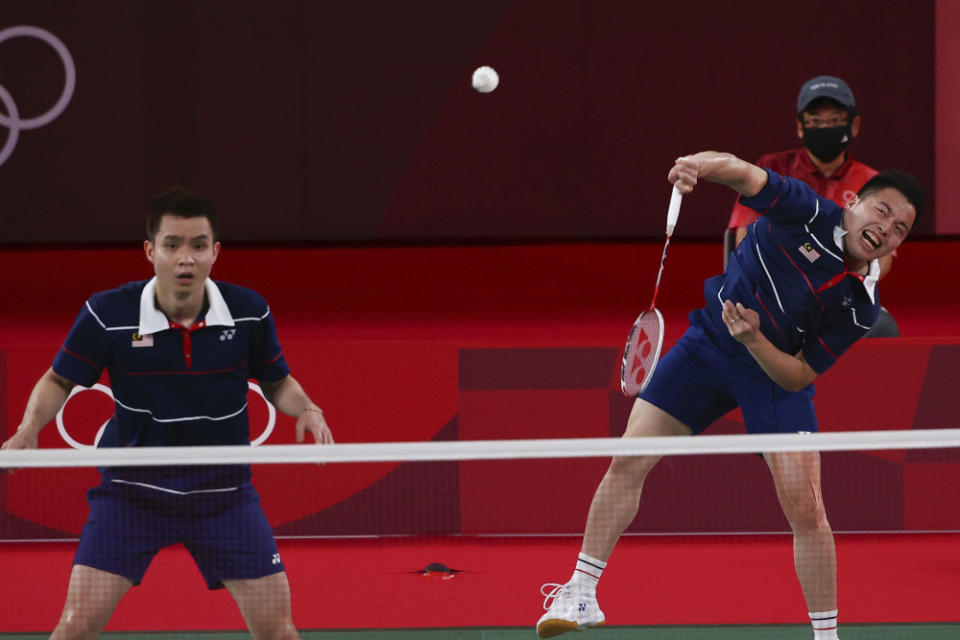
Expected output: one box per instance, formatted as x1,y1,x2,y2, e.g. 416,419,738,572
639,325,817,435
74,480,284,590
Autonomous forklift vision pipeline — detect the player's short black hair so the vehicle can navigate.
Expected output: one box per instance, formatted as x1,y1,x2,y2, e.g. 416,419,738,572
147,187,219,242
857,170,925,230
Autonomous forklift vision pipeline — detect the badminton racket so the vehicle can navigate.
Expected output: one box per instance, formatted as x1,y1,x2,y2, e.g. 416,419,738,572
620,185,682,396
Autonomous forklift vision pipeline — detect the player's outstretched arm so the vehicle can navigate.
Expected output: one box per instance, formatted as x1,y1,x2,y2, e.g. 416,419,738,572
259,375,334,444
669,152,768,198
1,368,75,450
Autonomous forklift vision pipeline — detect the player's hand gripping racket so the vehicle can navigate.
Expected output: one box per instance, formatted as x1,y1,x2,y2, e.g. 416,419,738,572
620,185,683,396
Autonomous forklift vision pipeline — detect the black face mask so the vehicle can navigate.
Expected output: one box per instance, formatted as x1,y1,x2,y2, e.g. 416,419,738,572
802,125,853,163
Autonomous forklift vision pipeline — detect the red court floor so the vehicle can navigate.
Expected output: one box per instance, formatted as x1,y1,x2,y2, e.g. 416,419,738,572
2,533,958,632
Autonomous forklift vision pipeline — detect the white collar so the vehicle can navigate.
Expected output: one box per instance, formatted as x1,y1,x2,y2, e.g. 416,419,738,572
138,276,235,335
833,225,879,304
861,258,880,305
833,224,847,251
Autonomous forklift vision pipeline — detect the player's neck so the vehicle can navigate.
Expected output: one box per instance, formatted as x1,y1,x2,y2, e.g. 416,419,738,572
845,257,869,275
807,149,846,178
155,283,207,329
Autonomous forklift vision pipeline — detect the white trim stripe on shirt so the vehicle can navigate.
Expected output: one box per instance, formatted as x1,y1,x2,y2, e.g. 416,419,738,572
84,301,139,332
803,227,843,263
850,307,872,330
753,243,786,313
110,479,240,495
113,397,249,423
233,307,271,323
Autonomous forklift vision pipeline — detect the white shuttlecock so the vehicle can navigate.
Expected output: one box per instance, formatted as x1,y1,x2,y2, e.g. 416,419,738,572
471,66,499,93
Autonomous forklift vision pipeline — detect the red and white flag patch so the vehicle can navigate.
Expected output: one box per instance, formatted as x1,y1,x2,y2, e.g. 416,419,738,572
798,242,821,263
132,332,154,348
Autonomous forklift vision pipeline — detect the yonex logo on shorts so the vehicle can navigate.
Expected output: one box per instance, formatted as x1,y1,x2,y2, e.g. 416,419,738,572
220,329,236,341
271,553,282,565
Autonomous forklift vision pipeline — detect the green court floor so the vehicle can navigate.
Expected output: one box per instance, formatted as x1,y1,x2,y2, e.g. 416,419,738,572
5,625,960,639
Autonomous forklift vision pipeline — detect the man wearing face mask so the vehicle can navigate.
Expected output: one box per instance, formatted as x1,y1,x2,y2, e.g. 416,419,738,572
725,75,899,336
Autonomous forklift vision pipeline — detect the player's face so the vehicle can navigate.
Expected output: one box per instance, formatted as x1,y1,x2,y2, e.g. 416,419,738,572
145,214,220,299
843,187,915,267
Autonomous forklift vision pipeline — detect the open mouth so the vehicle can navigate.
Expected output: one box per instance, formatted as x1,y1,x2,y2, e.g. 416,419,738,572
862,229,881,250
176,273,195,283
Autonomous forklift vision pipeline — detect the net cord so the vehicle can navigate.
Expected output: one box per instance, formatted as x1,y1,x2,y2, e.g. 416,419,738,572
2,428,959,468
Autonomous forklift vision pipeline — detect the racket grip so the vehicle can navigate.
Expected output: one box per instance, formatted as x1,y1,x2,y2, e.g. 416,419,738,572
666,185,682,236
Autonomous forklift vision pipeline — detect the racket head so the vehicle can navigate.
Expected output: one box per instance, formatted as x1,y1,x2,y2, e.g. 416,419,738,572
619,308,665,397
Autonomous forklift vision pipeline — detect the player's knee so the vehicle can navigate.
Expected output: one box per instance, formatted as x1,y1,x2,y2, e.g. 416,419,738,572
259,620,299,640
608,455,655,485
781,493,828,532
54,607,105,640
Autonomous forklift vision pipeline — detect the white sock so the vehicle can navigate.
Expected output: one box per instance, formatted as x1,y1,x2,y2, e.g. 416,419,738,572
810,609,839,639
569,552,606,592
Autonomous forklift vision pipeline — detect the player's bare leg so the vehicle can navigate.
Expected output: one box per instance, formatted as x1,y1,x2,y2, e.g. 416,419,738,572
765,450,839,637
582,398,691,560
50,564,132,640
537,399,690,638
225,572,300,640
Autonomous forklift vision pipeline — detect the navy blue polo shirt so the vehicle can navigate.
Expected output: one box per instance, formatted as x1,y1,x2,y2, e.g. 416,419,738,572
52,277,290,493
691,170,881,375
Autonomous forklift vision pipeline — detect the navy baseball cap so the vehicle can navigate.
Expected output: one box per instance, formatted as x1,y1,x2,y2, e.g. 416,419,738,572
797,75,856,114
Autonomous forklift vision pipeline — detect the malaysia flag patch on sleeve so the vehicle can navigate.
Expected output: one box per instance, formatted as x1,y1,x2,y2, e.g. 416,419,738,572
799,242,821,263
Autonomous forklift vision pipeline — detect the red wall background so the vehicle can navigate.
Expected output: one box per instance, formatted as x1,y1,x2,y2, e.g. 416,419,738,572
0,0,939,244
2,242,959,539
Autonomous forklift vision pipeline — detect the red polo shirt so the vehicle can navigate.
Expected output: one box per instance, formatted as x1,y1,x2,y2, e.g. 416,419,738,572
727,148,878,229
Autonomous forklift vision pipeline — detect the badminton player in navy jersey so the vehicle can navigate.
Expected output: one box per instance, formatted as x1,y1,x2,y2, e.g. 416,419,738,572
1,188,333,639
536,152,923,639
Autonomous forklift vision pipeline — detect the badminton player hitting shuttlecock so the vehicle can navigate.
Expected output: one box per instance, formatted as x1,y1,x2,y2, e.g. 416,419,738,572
537,150,923,639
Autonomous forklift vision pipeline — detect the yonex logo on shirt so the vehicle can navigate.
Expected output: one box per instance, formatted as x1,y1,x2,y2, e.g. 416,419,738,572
220,329,236,341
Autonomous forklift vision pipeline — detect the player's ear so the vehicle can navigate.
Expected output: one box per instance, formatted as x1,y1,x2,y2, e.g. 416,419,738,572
144,239,155,264
851,115,862,138
845,193,859,210
211,241,221,264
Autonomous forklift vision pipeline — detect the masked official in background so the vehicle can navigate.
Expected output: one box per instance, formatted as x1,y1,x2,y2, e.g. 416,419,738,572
724,75,899,337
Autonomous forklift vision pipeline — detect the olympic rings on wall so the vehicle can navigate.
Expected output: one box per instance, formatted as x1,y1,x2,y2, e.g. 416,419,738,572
0,25,76,168
55,382,277,449
248,382,277,446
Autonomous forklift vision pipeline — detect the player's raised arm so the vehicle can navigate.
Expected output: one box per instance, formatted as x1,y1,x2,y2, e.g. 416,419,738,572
668,151,768,198
1,368,76,451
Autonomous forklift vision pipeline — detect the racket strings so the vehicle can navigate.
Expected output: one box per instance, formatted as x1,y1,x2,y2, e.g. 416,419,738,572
621,310,664,395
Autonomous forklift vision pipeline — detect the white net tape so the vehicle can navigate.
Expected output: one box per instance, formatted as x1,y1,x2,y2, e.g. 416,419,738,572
3,428,960,468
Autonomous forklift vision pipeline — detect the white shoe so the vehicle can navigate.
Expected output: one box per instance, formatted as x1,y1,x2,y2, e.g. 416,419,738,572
536,582,606,638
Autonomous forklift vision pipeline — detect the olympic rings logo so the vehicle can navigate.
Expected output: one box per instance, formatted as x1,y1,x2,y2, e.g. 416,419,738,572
55,382,277,449
0,25,76,168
